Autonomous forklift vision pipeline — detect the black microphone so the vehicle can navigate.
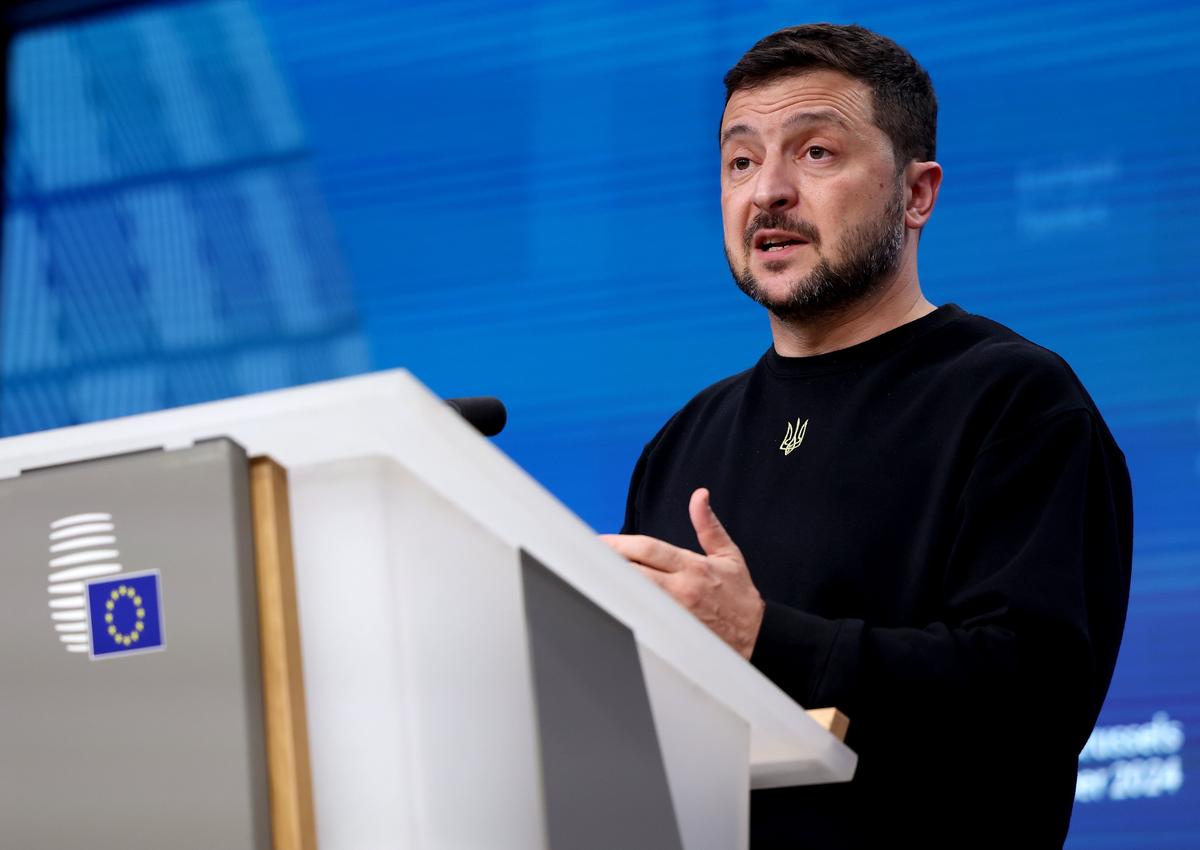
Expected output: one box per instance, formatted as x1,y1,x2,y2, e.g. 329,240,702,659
445,396,507,437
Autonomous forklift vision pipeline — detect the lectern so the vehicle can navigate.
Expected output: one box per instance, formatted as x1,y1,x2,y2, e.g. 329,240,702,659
0,371,855,850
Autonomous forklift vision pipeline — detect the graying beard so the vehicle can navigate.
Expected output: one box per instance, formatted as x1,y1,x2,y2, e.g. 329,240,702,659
729,187,906,324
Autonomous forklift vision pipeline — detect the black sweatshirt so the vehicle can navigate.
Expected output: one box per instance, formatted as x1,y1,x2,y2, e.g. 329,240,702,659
622,304,1133,848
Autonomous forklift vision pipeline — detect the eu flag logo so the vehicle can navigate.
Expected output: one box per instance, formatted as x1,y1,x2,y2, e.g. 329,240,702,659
86,571,165,658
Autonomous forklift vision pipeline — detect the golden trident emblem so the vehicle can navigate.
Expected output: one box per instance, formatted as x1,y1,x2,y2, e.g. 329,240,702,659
779,418,808,456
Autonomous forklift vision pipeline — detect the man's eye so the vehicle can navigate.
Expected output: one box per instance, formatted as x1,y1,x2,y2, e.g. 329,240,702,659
731,157,753,171
807,146,829,160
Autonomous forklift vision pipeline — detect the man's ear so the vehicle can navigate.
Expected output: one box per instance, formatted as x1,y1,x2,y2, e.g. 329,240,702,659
904,160,942,230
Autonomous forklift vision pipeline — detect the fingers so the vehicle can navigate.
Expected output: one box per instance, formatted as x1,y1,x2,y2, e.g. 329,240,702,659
597,539,681,593
600,532,693,573
689,488,739,559
636,564,672,590
635,566,693,610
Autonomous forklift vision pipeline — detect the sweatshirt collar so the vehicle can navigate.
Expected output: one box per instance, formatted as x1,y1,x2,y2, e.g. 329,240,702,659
763,303,966,378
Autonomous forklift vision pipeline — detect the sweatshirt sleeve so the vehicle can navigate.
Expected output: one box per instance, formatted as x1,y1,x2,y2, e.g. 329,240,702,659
749,407,1133,760
620,442,651,535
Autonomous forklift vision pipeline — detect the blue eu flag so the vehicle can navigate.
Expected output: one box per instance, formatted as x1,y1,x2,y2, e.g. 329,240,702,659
86,572,165,658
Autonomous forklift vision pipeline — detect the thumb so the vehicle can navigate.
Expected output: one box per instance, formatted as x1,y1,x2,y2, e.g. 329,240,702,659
689,488,739,558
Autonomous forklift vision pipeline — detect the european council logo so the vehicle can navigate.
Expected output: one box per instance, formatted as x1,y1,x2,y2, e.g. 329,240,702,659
86,571,165,659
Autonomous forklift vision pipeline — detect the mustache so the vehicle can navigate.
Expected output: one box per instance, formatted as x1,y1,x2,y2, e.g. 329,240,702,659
743,212,821,251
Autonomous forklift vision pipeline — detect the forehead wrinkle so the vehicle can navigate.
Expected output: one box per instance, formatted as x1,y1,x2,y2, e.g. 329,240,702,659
720,109,851,147
721,72,875,143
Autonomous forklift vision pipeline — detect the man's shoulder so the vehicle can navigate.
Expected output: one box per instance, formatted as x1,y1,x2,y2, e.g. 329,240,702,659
639,359,761,451
931,307,1118,450
947,310,1068,364
680,362,760,410
934,308,1096,408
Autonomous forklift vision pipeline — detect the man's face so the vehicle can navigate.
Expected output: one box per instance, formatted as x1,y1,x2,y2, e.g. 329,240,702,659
720,70,907,322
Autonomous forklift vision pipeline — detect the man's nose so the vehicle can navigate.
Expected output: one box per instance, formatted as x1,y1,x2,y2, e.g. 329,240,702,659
752,159,798,212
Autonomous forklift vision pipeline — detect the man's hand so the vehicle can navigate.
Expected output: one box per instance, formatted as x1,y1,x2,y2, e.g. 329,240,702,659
600,488,765,659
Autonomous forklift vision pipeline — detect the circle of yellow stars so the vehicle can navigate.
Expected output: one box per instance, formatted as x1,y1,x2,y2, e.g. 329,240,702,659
104,585,146,647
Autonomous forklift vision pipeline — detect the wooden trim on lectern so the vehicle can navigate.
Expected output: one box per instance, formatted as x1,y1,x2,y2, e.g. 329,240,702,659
250,457,318,850
805,708,850,743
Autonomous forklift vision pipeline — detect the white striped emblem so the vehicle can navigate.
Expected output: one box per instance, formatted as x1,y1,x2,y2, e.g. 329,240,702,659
47,513,123,654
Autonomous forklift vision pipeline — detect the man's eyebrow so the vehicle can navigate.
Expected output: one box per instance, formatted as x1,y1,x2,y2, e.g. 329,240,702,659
720,123,756,146
784,109,851,132
719,109,853,146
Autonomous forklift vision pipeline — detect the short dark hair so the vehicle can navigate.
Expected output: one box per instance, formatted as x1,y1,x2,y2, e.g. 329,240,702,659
723,23,937,167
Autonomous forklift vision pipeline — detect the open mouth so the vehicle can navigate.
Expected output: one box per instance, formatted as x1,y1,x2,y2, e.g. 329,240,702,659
753,230,811,254
759,239,806,252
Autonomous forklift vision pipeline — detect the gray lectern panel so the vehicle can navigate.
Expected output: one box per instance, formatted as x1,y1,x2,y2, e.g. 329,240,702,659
520,549,684,850
0,439,270,850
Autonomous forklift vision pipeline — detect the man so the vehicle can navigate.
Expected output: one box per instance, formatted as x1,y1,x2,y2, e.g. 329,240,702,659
602,23,1132,848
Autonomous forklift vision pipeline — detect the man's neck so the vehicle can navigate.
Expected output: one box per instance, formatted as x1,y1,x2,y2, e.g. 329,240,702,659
768,272,936,358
